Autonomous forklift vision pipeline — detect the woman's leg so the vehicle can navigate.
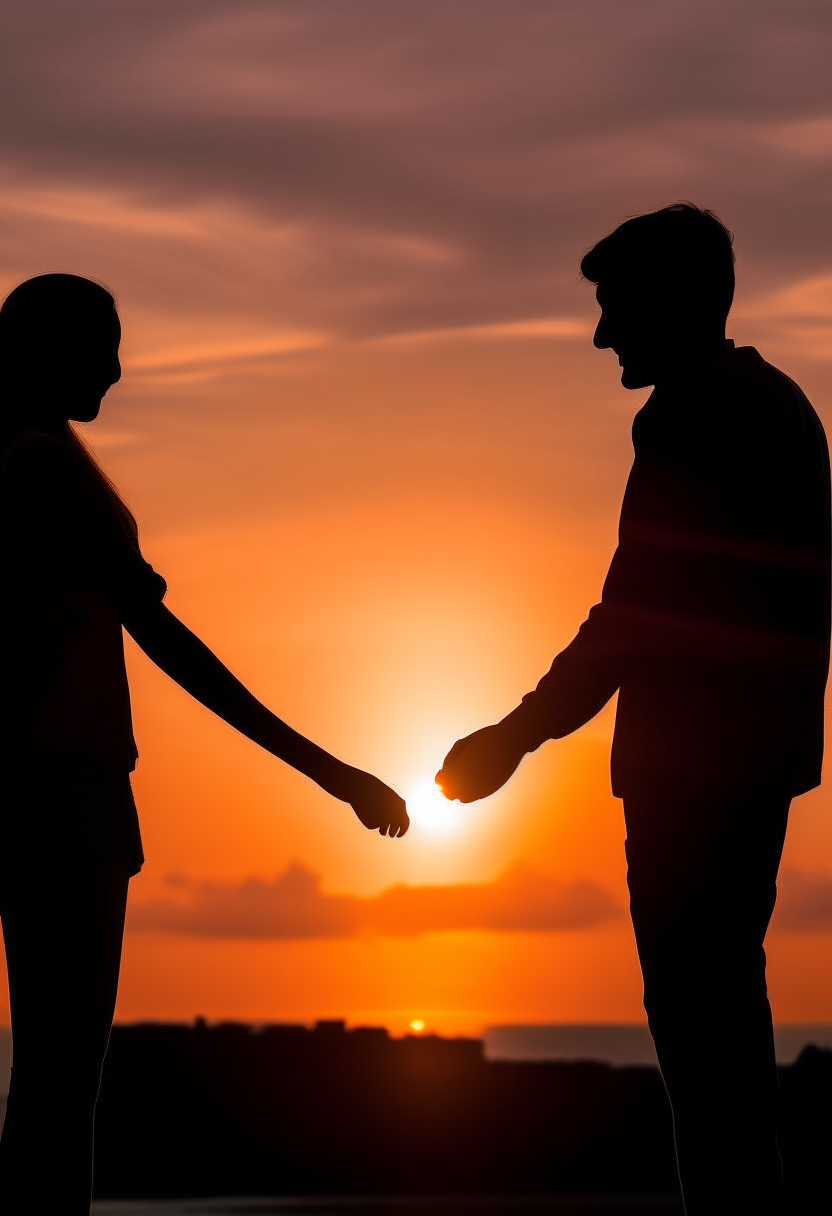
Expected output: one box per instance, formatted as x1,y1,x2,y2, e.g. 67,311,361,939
0,862,130,1215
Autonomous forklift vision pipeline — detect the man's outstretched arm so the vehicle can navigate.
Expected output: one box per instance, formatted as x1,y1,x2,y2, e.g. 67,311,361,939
437,602,621,802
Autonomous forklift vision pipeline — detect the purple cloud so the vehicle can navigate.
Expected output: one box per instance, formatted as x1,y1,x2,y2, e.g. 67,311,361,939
2,0,830,339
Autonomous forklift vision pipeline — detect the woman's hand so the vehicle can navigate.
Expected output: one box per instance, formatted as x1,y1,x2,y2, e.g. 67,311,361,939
335,767,410,837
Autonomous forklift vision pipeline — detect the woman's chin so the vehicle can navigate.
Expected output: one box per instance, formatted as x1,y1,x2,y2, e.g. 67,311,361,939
66,395,105,424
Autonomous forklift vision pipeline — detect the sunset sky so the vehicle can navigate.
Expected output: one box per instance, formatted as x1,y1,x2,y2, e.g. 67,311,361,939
1,0,830,1033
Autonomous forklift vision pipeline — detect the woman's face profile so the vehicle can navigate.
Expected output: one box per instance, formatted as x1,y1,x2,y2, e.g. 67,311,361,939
1,276,122,425
58,307,122,424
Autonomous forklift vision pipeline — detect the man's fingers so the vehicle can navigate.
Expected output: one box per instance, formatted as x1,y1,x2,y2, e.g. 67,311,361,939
435,769,458,800
437,737,475,799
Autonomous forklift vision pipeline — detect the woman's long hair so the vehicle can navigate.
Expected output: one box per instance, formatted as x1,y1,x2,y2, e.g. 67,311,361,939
0,273,139,544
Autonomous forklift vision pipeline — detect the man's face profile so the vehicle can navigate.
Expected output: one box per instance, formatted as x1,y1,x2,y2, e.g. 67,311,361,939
593,281,665,391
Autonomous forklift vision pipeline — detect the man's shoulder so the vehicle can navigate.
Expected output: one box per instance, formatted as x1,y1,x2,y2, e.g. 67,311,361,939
712,347,823,438
721,346,811,405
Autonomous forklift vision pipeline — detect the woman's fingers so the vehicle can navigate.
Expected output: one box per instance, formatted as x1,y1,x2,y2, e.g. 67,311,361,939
350,775,409,838
387,794,410,838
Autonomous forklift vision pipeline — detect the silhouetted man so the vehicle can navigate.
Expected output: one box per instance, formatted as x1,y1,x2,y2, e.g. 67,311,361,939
438,204,831,1215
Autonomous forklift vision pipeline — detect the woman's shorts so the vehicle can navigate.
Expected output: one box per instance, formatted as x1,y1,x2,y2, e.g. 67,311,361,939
0,753,144,881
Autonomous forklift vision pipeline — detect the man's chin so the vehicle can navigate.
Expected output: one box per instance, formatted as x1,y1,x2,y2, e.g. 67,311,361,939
620,364,656,390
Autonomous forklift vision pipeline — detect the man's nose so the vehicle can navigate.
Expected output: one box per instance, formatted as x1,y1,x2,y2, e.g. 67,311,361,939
593,315,612,349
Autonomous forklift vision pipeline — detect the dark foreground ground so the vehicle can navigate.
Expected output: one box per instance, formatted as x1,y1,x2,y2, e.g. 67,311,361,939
93,1022,831,1212
92,1198,684,1215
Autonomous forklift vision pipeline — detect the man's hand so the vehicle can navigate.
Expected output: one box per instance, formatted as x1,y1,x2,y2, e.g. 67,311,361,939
337,767,410,837
436,721,528,803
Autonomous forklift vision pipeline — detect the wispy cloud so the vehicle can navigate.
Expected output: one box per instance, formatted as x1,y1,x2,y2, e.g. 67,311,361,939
373,316,594,351
734,275,832,360
2,1,829,344
124,331,329,381
129,862,622,940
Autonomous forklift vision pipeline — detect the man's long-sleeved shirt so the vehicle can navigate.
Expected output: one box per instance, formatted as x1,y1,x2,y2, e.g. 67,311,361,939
514,344,831,797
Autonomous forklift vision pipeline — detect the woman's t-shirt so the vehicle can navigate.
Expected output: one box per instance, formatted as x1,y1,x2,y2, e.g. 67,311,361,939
0,428,167,769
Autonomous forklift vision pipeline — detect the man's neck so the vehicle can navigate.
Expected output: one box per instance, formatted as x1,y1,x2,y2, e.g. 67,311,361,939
653,337,733,387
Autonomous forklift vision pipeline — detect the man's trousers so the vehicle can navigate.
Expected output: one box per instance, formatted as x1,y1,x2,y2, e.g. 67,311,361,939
623,789,790,1216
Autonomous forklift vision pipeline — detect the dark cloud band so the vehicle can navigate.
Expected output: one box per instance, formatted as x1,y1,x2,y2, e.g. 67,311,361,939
129,862,622,939
2,0,830,339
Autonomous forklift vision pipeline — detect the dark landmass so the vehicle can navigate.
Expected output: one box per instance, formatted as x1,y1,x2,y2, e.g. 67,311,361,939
94,1021,831,1212
92,1198,686,1215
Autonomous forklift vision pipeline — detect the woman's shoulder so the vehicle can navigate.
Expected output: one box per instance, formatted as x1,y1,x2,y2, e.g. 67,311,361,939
0,429,131,547
0,428,76,494
2,427,66,457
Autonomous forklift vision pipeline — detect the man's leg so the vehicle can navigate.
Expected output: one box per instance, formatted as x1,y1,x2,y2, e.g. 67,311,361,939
623,790,789,1216
0,861,130,1216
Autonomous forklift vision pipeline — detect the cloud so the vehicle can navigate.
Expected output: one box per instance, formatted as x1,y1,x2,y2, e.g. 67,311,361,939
125,330,329,381
772,869,832,933
373,316,594,352
129,862,622,940
1,0,830,343
733,274,832,360
128,862,832,940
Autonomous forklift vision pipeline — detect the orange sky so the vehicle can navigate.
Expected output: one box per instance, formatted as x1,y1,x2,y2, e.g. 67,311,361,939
1,0,830,1032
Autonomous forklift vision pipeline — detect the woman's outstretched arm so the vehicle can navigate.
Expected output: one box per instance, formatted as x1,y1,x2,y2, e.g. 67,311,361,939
124,603,408,837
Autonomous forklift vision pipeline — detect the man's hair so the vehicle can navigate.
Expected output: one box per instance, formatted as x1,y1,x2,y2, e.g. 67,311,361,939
580,203,735,325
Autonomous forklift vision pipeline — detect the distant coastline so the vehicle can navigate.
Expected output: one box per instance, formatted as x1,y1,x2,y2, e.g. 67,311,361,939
482,1022,832,1065
2,1021,832,1101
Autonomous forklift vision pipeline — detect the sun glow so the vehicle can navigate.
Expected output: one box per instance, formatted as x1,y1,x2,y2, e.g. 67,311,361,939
406,776,465,836
409,1018,426,1034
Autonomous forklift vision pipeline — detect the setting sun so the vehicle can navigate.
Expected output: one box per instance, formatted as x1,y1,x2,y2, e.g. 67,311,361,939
406,777,465,836
409,1019,426,1034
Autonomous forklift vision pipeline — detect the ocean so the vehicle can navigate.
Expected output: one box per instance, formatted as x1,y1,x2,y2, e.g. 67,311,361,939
482,1021,832,1064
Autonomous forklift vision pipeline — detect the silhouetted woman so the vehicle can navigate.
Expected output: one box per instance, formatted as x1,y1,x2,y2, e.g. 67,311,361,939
0,274,408,1214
